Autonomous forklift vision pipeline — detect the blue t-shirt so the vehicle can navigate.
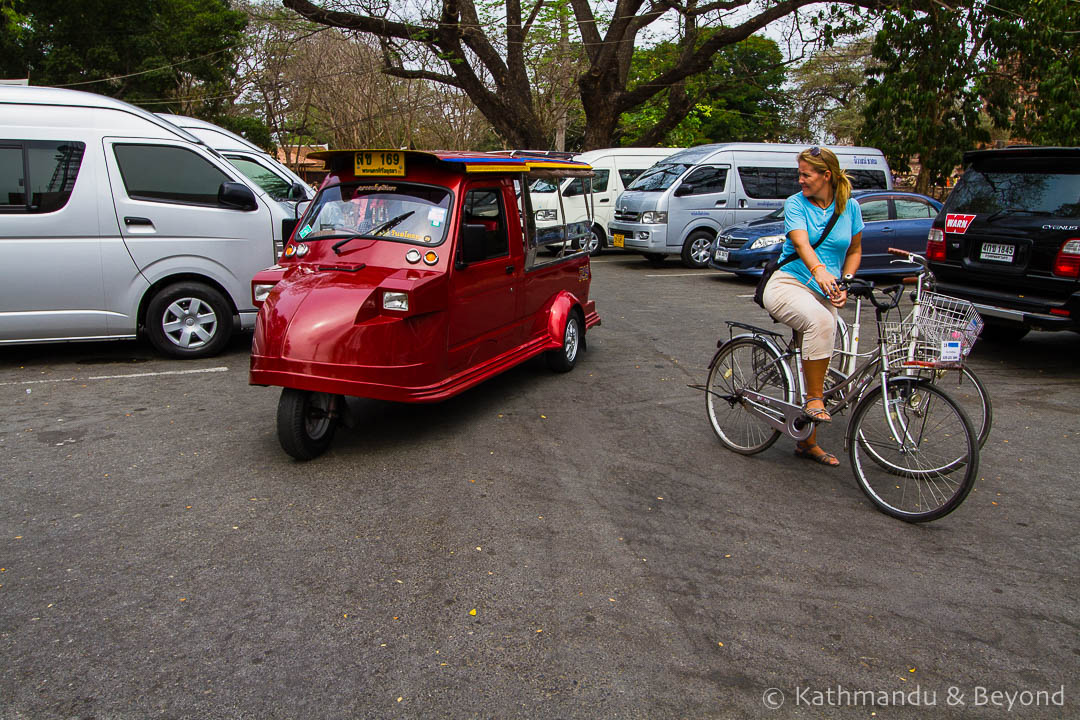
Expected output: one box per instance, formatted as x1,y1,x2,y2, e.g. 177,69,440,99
779,192,864,296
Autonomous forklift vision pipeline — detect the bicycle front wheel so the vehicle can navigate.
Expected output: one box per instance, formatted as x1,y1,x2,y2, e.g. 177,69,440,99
706,337,792,455
929,366,993,448
848,378,978,522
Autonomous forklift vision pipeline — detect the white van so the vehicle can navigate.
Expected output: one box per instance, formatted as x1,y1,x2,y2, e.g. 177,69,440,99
531,147,684,255
0,86,281,358
607,143,892,268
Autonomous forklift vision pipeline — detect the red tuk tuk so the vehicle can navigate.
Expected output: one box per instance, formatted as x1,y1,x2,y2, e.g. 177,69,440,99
249,149,601,459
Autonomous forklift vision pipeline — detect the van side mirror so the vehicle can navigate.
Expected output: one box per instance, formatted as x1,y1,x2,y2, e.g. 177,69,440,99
218,182,258,211
295,199,312,220
288,182,308,201
673,183,694,197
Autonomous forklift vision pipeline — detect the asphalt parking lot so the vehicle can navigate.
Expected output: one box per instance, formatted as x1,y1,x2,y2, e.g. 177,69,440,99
2,253,1078,719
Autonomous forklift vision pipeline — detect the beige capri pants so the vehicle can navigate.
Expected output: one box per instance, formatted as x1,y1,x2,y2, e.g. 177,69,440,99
762,270,837,361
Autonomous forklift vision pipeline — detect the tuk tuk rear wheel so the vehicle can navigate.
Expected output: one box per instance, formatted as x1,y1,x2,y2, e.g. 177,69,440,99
546,311,583,373
277,388,340,460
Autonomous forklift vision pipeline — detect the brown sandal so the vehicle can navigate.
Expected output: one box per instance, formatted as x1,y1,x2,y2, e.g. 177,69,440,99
802,397,832,424
794,443,840,467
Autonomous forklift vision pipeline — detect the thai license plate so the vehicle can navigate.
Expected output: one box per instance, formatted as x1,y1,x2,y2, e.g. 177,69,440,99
613,232,625,248
979,242,1015,262
354,150,405,176
714,248,729,263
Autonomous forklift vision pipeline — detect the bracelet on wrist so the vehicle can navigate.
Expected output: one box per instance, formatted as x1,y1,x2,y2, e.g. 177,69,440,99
809,263,825,276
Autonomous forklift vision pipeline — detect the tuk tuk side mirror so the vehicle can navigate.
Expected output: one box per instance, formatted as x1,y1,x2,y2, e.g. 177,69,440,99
458,224,488,267
218,181,259,211
295,199,312,220
673,183,694,197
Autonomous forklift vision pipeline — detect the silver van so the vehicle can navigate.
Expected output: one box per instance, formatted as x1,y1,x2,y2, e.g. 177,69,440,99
1,86,279,358
608,143,892,268
530,147,683,255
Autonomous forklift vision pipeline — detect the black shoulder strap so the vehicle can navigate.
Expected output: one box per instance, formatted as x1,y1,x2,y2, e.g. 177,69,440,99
776,207,843,270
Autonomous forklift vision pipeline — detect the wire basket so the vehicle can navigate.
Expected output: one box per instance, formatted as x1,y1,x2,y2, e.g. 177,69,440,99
883,292,984,368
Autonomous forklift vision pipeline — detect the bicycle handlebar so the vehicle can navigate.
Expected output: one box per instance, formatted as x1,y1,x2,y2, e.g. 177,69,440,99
839,277,903,311
888,247,930,268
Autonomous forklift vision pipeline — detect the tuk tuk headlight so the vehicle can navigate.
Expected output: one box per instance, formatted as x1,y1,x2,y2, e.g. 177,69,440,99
536,209,558,221
382,291,409,312
641,211,667,224
253,283,277,303
750,234,785,250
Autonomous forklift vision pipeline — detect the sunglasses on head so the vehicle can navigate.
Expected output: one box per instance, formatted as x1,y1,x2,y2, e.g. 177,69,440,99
809,146,821,157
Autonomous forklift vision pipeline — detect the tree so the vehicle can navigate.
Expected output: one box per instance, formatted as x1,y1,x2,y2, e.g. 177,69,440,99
787,37,874,144
3,0,247,116
280,0,890,150
860,2,999,193
618,34,788,146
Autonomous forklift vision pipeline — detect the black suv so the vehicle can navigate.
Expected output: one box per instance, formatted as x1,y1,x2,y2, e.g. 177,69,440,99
927,147,1080,341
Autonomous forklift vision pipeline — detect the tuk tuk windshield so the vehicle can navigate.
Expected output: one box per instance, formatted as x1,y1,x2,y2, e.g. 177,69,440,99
299,182,452,246
626,163,691,191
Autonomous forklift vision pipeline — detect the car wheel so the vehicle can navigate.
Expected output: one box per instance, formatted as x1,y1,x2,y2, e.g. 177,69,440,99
546,311,583,373
980,321,1030,343
681,230,713,269
276,389,340,460
145,282,232,359
642,252,666,267
586,226,604,256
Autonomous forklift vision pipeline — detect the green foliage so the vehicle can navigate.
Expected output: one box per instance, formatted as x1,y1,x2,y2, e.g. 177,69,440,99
860,3,997,190
5,0,246,114
619,34,787,146
787,38,874,144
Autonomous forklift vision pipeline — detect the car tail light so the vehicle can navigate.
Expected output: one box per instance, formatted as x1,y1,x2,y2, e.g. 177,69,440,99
926,228,946,262
1052,239,1080,278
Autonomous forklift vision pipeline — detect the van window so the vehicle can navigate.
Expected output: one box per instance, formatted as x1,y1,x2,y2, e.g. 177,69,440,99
114,144,232,206
681,166,727,195
847,169,889,190
618,168,647,187
529,178,558,193
627,163,691,191
225,155,294,201
563,170,610,195
738,166,800,200
0,141,85,213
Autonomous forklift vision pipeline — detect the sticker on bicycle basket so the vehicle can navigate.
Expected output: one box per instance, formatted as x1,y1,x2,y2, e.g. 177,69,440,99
940,340,962,363
944,214,976,234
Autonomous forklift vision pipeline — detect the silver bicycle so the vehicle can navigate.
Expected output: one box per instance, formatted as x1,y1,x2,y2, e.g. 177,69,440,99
700,278,983,523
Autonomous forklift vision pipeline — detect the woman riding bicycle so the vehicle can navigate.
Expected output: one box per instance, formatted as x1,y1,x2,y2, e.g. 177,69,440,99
762,146,864,467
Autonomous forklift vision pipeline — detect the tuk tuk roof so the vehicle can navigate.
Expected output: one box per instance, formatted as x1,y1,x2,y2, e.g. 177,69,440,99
308,149,594,178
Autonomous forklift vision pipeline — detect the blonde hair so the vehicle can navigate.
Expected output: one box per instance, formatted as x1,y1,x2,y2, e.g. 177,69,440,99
798,147,852,212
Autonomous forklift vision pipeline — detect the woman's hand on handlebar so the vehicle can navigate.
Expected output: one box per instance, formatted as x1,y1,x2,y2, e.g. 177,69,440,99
812,266,845,306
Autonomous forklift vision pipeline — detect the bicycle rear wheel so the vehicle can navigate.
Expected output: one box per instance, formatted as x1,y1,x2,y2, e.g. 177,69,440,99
848,378,978,522
706,337,792,454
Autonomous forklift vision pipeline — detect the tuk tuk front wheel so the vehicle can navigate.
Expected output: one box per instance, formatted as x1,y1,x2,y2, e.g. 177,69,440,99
547,311,583,373
277,388,340,460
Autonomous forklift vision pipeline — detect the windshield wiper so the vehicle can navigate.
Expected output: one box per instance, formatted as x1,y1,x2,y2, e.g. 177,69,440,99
332,211,416,255
985,207,1049,222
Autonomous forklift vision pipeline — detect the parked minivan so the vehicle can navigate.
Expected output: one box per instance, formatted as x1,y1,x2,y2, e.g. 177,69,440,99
607,143,892,268
531,147,684,255
0,86,281,358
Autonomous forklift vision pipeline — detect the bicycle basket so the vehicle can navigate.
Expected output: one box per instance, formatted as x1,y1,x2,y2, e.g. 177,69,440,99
884,293,984,368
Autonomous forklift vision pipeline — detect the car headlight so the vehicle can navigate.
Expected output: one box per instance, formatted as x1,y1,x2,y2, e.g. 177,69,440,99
750,234,785,250
535,209,559,221
253,283,277,303
382,291,409,311
641,211,668,224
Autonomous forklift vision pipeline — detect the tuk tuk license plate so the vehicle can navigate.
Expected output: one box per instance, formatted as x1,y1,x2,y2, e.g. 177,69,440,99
613,232,625,248
355,151,405,177
980,242,1015,262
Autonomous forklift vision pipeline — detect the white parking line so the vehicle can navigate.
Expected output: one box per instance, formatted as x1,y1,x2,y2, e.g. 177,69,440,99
2,366,230,387
645,272,729,278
